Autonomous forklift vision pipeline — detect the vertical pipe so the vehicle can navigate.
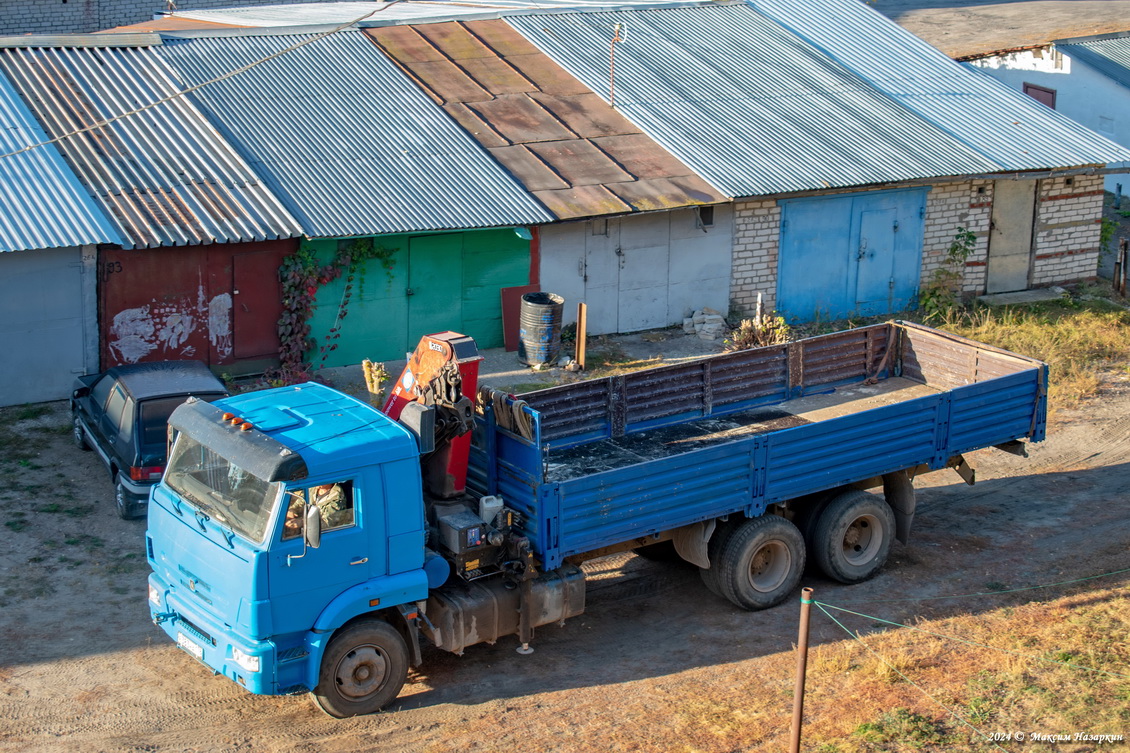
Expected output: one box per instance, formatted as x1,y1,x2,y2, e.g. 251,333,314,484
789,587,814,753
576,302,588,371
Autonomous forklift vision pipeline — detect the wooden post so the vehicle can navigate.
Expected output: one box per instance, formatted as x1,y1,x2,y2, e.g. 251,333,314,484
575,302,588,371
789,587,815,753
1118,239,1129,297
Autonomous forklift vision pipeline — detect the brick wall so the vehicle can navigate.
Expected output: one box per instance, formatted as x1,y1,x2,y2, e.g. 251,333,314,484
0,0,343,35
730,176,1104,316
730,198,781,314
1031,174,1104,285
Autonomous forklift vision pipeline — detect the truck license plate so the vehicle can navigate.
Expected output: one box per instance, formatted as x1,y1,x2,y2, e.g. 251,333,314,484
177,632,204,661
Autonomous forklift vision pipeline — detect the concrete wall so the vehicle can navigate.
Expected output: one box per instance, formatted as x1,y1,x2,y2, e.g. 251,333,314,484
966,50,1130,196
0,0,343,35
730,176,1103,317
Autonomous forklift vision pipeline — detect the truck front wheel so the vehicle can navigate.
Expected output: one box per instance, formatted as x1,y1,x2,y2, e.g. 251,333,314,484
812,490,895,584
313,620,409,718
715,516,805,610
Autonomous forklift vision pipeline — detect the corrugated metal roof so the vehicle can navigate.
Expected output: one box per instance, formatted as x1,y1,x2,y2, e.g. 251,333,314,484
367,19,725,219
156,29,552,236
0,73,120,252
164,1,679,28
1058,33,1130,89
505,1,1130,198
748,0,1130,172
0,44,303,248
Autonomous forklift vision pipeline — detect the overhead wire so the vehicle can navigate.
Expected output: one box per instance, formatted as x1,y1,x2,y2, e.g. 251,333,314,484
817,600,1130,680
814,601,1012,752
0,0,402,163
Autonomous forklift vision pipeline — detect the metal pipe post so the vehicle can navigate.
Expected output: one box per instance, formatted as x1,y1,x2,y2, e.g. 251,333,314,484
788,587,815,753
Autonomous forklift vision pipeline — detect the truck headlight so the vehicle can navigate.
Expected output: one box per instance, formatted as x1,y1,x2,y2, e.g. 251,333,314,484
231,646,261,673
149,583,162,607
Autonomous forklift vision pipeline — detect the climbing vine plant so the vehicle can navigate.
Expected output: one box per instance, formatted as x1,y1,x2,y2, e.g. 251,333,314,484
273,238,397,384
919,227,976,321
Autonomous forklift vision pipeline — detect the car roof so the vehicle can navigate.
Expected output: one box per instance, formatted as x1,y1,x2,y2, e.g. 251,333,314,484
103,361,227,401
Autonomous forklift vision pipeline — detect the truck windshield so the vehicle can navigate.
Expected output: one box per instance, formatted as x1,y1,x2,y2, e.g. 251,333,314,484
165,435,280,544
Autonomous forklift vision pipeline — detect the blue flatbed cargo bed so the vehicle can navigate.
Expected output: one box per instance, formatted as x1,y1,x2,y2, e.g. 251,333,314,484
469,322,1046,570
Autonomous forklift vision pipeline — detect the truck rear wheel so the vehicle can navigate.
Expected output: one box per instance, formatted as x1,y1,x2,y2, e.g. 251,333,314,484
698,518,740,597
313,620,408,718
812,490,895,584
714,516,804,610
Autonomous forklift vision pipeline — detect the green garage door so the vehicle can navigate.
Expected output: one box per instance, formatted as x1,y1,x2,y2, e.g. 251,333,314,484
306,229,529,366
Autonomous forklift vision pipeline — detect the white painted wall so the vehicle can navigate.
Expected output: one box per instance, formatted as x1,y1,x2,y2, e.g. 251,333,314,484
966,48,1130,196
539,205,733,334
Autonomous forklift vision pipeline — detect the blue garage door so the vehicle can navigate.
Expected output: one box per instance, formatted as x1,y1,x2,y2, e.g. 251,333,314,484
777,188,928,322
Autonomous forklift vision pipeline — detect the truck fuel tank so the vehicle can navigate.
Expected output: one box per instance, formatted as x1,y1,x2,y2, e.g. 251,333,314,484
421,566,585,655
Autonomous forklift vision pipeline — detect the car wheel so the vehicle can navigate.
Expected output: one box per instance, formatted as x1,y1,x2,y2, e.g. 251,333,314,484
72,413,90,451
714,515,805,611
115,476,137,520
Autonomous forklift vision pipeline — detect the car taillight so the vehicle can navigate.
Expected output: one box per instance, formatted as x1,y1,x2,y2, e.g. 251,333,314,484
130,466,164,481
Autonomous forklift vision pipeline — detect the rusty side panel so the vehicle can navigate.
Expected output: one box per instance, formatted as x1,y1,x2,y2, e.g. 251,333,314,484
99,239,295,370
364,20,728,219
900,325,1035,389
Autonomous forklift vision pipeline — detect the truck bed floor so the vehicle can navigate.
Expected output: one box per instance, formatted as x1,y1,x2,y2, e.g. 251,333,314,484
544,377,939,482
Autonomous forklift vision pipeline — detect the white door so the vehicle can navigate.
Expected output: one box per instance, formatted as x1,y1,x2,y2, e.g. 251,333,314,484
986,180,1036,293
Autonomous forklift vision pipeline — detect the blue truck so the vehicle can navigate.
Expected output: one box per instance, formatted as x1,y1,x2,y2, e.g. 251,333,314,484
146,322,1046,717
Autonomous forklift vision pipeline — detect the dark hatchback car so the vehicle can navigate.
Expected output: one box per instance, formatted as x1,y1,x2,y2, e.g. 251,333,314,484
71,361,228,519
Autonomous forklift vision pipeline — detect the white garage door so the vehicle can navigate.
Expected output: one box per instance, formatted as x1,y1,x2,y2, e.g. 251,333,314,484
540,207,732,334
0,247,93,406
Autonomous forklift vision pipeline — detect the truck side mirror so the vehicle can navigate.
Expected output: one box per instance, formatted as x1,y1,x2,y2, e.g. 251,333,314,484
73,387,90,399
305,505,322,549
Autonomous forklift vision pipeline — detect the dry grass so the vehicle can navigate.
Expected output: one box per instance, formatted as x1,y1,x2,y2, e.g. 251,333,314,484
937,299,1130,413
797,587,1130,752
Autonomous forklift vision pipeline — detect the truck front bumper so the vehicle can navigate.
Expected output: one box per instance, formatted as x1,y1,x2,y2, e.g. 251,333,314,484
148,573,313,696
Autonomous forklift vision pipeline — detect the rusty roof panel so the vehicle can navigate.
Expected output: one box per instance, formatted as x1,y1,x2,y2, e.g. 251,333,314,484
525,140,633,186
371,18,728,218
443,103,510,148
607,176,722,211
368,24,446,63
534,185,632,220
458,57,533,95
592,133,701,179
502,52,594,96
406,60,492,103
529,92,637,139
488,145,570,191
462,19,543,58
466,96,576,143
415,21,497,60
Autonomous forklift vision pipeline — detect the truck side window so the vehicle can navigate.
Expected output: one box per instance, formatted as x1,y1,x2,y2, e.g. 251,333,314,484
282,481,355,539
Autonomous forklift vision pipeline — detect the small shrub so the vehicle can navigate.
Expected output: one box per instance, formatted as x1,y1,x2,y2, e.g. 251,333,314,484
724,314,790,351
855,707,944,746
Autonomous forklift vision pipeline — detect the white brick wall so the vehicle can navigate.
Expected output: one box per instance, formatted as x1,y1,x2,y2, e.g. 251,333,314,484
1031,174,1104,285
0,0,346,35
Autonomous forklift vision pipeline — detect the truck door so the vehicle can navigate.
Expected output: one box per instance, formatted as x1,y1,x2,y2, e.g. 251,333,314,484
268,479,381,635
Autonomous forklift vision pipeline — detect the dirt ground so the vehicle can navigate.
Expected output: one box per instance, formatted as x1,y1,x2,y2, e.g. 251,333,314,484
0,353,1127,752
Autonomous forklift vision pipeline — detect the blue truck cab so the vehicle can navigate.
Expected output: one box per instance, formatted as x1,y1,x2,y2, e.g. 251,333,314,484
147,383,431,713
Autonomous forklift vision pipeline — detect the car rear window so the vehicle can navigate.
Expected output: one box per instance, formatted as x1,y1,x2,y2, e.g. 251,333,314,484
139,396,223,452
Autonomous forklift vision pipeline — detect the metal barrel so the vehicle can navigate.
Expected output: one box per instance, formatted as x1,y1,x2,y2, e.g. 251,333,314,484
517,292,565,366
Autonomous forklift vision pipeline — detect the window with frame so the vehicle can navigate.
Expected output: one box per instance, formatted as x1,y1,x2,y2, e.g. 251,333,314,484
282,480,355,539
